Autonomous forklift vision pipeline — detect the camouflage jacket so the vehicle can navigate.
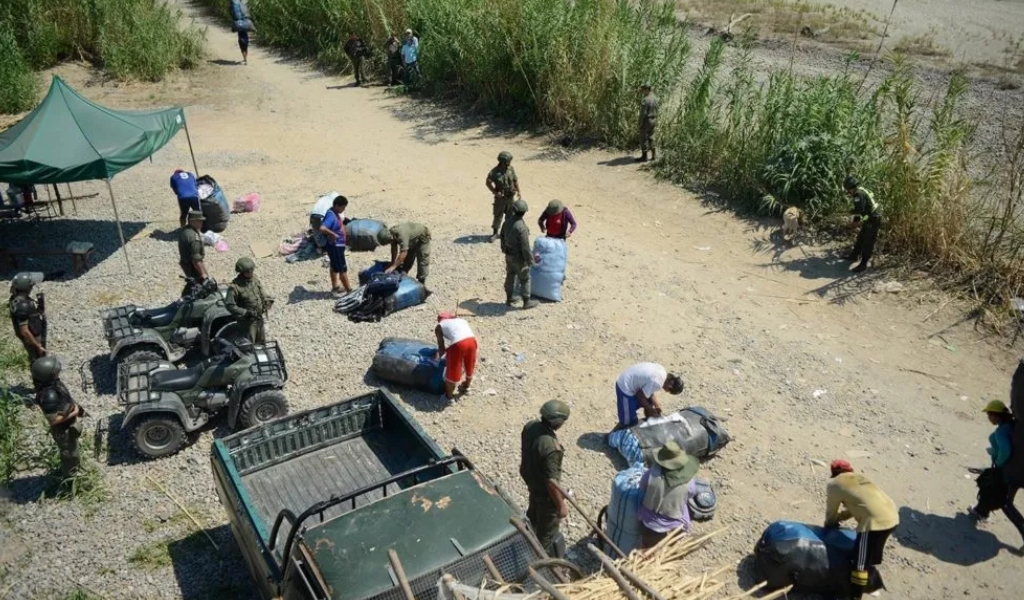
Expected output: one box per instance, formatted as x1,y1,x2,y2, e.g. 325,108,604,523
225,275,274,320
500,215,533,265
488,164,518,197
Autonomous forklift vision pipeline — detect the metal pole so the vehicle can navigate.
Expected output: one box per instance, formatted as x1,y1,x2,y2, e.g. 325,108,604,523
105,178,132,274
67,183,77,215
182,115,200,175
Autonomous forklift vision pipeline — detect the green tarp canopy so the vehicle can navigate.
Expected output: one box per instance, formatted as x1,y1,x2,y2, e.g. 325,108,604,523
0,75,199,272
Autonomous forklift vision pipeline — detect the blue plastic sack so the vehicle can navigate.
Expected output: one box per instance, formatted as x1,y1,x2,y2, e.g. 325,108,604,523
371,337,445,394
530,237,567,301
365,273,402,298
607,429,644,468
605,467,645,556
384,276,428,314
755,521,873,594
346,219,386,252
358,261,391,285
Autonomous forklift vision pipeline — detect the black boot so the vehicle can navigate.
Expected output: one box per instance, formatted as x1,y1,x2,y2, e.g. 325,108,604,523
637,152,648,163
650,148,656,161
852,261,868,273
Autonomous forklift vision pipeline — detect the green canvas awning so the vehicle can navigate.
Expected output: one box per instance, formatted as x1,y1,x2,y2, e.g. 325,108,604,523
0,76,187,183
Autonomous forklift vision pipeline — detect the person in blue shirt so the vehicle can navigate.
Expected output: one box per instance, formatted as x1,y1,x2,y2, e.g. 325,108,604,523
170,169,200,227
401,29,420,86
318,195,352,297
969,400,1024,550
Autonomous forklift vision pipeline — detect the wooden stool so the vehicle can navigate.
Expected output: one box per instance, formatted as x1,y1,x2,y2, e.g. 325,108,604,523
65,241,94,275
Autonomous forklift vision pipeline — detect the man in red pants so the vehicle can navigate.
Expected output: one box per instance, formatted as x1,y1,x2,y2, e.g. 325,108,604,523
434,312,478,403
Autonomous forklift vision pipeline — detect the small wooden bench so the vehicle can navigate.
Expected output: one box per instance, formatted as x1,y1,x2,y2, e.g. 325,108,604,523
0,241,95,275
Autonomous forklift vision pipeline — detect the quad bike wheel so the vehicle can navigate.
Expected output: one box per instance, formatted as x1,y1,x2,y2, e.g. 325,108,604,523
238,389,288,429
132,414,187,459
119,346,165,366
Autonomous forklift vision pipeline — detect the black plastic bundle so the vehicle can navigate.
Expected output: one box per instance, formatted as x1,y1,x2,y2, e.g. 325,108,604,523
754,521,881,595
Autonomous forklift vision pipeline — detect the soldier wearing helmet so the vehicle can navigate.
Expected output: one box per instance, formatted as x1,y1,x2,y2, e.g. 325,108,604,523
31,356,84,480
520,400,571,557
8,272,47,361
500,199,538,309
178,209,211,296
486,151,522,241
843,175,882,273
377,222,432,284
224,257,275,344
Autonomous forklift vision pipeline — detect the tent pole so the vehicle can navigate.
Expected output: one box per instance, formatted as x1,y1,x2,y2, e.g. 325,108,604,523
183,116,199,175
105,178,132,274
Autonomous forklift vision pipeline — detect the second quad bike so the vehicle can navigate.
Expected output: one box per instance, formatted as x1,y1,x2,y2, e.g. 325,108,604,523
100,278,246,368
117,338,289,459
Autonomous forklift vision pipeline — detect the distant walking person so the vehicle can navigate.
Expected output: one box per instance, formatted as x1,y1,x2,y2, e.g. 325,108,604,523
638,83,658,162
486,151,520,241
968,400,1024,550
385,33,403,86
170,169,200,228
230,0,256,65
843,176,882,273
401,28,420,86
538,200,577,239
319,195,353,297
344,33,369,86
434,312,478,403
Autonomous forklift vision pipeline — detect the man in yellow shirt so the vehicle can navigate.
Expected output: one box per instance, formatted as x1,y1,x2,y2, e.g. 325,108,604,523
824,460,899,600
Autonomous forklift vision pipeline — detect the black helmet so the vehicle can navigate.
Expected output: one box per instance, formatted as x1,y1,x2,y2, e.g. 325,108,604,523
498,151,513,163
843,175,859,190
540,399,570,426
235,257,256,273
512,199,528,214
376,228,394,245
30,356,62,384
10,272,39,294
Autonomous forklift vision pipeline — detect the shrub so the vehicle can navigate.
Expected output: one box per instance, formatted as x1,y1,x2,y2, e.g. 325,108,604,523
0,22,38,113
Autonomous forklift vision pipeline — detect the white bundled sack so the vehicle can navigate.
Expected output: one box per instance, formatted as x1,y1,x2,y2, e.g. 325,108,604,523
530,236,567,301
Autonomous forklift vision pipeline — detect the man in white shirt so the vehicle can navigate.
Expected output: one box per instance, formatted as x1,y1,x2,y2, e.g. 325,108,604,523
615,362,684,428
435,311,477,403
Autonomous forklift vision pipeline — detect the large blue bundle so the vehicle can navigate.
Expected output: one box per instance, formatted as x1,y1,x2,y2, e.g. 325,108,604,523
346,219,386,252
607,429,644,468
530,237,567,301
754,521,879,594
371,337,445,394
358,261,391,285
605,467,645,555
384,276,428,314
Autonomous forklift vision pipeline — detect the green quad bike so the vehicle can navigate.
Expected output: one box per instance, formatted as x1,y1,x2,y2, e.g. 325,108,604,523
100,277,247,369
117,338,289,459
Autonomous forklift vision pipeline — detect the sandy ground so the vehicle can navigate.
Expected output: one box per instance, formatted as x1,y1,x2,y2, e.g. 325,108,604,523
1,0,1024,598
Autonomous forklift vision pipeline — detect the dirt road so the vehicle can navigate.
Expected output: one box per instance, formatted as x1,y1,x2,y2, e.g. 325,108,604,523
2,1,1023,598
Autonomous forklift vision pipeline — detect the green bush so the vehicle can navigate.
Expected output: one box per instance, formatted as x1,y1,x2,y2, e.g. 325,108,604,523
0,22,38,113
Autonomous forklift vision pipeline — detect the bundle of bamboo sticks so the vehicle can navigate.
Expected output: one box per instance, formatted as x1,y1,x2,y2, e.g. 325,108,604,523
548,529,789,600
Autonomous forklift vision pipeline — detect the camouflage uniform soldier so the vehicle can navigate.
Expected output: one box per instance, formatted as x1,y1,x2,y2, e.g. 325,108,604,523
8,272,47,361
178,210,211,296
520,400,571,557
31,356,83,480
500,199,538,309
224,257,275,344
377,222,432,284
638,83,658,163
486,151,521,241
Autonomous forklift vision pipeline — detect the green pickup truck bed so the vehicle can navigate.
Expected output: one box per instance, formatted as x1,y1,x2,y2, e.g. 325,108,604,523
212,389,540,600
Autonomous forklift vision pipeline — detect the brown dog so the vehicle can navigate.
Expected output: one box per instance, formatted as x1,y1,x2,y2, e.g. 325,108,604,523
782,206,802,242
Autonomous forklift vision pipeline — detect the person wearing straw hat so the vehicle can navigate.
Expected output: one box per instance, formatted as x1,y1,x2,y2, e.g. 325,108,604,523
520,400,570,557
968,400,1024,549
638,441,699,549
434,311,478,404
824,460,899,600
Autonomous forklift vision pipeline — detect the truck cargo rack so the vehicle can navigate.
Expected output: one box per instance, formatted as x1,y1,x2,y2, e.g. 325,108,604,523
269,455,474,567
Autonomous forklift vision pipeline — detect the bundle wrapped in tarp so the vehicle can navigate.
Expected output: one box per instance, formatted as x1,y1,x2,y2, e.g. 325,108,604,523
607,428,644,468
345,219,387,252
605,466,645,555
197,174,230,233
631,407,731,462
754,521,881,595
371,337,445,394
530,236,567,301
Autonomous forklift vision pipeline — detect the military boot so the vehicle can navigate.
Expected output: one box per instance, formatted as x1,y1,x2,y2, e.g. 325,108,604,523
522,297,539,309
637,152,648,163
650,149,656,161
506,295,516,307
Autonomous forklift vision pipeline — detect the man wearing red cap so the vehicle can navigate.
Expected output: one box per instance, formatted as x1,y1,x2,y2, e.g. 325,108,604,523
434,312,477,403
825,460,899,599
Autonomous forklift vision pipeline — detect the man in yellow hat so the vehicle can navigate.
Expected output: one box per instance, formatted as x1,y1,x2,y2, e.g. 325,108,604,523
638,441,699,549
968,400,1024,549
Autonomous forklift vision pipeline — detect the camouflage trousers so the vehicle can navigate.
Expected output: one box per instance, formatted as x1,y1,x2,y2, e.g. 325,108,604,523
640,120,656,153
504,256,531,302
50,419,82,480
241,317,267,344
492,194,514,235
400,241,432,283
527,492,562,558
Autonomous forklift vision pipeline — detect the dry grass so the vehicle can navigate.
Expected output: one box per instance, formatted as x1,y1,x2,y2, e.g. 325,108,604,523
678,0,877,43
893,28,951,58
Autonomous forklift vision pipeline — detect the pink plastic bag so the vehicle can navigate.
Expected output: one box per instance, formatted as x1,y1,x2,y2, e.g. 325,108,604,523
214,240,229,252
233,192,261,213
